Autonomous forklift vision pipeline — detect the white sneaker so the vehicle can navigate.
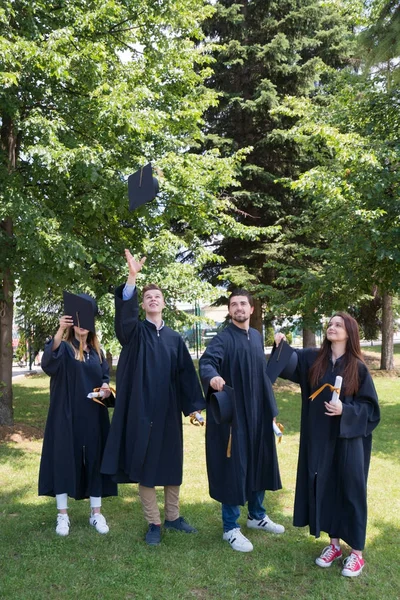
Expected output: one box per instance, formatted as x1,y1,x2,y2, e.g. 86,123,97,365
89,513,109,534
247,514,285,534
56,513,70,536
222,528,253,552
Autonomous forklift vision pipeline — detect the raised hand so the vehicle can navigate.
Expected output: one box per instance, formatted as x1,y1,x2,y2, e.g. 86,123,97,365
274,332,286,346
125,249,146,284
58,315,74,333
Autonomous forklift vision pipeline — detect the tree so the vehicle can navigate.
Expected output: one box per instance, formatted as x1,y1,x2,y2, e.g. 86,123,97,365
359,0,400,88
201,0,357,341
1,0,264,424
273,77,400,368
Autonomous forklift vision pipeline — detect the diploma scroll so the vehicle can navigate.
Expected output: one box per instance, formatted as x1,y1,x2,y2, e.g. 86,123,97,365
87,391,105,399
190,412,205,426
330,376,343,404
272,421,283,441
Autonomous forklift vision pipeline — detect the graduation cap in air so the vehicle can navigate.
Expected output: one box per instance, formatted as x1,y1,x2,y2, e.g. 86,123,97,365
210,385,235,425
63,291,98,333
266,340,297,384
128,163,160,211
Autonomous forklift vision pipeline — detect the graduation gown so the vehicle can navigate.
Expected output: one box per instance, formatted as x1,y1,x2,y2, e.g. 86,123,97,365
199,323,281,506
275,346,380,550
101,286,205,487
39,339,117,500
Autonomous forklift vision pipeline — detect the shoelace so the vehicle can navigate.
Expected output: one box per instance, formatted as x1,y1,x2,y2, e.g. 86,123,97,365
58,514,69,523
321,545,338,561
343,554,360,570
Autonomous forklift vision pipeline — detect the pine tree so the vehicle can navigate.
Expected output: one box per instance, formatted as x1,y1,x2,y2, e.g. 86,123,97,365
202,0,356,339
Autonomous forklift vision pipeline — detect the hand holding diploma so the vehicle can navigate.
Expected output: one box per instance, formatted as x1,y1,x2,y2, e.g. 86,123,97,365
324,376,343,416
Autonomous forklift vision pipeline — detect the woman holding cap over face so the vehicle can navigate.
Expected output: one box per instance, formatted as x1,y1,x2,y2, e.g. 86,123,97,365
272,313,380,577
39,293,117,537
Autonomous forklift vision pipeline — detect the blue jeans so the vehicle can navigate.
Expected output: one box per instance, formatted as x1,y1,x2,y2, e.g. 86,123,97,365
222,491,266,532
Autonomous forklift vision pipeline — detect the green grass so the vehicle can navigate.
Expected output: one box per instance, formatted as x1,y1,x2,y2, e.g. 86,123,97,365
0,374,399,599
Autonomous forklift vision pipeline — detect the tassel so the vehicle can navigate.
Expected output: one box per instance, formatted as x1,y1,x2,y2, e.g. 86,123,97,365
226,425,232,458
76,312,84,362
309,383,340,401
277,422,284,444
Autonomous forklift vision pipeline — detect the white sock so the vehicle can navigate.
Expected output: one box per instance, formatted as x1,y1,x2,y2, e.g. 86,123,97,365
56,493,68,511
90,496,102,513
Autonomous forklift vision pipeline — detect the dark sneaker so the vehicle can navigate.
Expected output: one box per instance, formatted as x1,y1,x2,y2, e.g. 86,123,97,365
164,516,197,533
341,553,365,577
315,544,343,567
145,523,161,545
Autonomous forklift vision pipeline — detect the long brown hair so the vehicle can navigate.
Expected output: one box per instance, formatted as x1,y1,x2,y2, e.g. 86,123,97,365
64,328,103,363
309,312,365,396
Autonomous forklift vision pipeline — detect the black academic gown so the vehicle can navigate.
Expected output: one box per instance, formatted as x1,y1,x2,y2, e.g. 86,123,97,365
101,286,205,487
39,339,117,500
276,346,380,550
199,323,281,506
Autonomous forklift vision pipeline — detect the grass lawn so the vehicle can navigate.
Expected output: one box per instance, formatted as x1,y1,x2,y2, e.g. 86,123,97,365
0,373,399,600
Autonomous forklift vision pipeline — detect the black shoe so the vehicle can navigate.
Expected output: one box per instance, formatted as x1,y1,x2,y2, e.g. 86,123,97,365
164,516,197,533
145,523,161,545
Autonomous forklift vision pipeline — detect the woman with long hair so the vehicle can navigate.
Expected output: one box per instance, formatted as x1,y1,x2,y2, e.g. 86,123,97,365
39,294,117,536
274,312,380,577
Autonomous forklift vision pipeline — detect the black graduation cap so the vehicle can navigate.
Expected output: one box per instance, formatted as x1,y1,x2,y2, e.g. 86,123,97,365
63,291,97,333
210,385,234,424
128,163,160,211
266,341,298,384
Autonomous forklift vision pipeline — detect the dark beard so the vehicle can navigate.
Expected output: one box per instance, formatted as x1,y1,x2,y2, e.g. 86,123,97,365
233,313,248,323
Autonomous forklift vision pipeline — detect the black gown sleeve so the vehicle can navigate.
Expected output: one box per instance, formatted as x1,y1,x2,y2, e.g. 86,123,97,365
339,364,380,438
100,352,110,385
114,284,140,346
199,334,225,399
41,339,67,375
177,339,206,416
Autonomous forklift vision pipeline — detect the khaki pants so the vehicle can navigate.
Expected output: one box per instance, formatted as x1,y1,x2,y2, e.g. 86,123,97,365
139,484,180,524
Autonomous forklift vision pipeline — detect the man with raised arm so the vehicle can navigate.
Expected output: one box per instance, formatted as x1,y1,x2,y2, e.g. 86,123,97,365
199,289,284,552
102,250,205,545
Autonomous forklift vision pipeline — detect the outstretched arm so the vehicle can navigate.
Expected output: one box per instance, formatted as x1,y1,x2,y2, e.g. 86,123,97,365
125,248,146,286
114,249,146,345
199,335,226,397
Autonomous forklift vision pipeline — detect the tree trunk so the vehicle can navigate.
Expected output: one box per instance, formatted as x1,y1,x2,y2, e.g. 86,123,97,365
250,297,263,334
303,327,316,348
0,114,18,424
380,291,394,370
0,224,14,425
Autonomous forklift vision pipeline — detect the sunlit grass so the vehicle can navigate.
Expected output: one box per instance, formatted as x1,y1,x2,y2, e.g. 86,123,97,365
0,374,399,599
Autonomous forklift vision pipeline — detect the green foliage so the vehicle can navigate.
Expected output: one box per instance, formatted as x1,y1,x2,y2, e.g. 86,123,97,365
270,74,400,321
358,0,400,88
0,0,270,362
201,0,356,330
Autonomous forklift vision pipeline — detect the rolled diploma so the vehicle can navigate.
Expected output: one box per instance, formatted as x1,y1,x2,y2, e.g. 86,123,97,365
330,376,342,404
194,412,204,424
87,391,105,399
273,421,282,437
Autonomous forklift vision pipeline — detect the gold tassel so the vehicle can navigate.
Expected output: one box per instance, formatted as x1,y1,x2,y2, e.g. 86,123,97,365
76,312,84,362
309,383,340,401
226,425,232,458
276,422,284,444
92,386,116,406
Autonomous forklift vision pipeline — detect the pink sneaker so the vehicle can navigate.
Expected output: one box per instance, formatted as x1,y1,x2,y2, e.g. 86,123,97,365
315,544,343,567
341,553,365,577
